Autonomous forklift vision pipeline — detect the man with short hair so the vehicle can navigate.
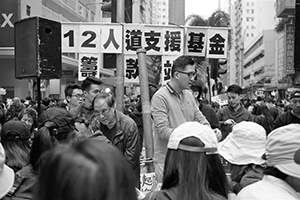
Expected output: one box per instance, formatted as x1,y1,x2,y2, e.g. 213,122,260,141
273,91,300,129
70,77,102,128
92,93,140,187
64,84,83,111
217,84,253,140
151,55,210,182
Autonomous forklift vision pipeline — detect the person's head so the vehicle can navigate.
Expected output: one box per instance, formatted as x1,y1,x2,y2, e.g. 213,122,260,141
64,84,84,109
290,91,300,115
81,77,102,106
226,84,242,108
0,143,14,199
18,107,38,131
0,120,31,172
163,122,228,199
264,124,300,192
31,107,77,172
42,97,51,107
34,140,137,200
190,84,202,102
92,93,116,126
212,101,220,113
5,102,25,122
171,56,196,90
219,121,266,166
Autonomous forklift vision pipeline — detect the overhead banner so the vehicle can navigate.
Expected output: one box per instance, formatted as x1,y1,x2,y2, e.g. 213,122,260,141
61,23,229,81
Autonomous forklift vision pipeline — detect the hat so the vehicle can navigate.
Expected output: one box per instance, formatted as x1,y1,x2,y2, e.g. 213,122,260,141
38,107,75,134
290,91,300,99
265,124,300,178
219,121,266,165
295,148,300,164
0,143,15,199
1,120,31,141
167,122,218,153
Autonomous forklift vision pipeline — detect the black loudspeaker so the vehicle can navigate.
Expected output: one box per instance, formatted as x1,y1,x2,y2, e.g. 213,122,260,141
15,17,62,79
294,0,300,71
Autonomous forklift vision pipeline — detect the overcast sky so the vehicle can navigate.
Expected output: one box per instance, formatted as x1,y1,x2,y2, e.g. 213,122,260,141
185,0,229,19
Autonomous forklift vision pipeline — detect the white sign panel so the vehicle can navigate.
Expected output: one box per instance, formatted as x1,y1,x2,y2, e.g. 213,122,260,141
78,53,100,81
206,29,228,59
101,24,123,53
161,55,178,85
124,24,145,55
79,24,101,53
62,24,79,52
163,27,184,56
143,25,163,55
124,55,139,83
185,27,207,57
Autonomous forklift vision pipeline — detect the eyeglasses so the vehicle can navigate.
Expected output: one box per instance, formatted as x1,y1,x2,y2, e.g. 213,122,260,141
95,107,111,116
71,94,85,99
176,70,197,78
291,99,300,104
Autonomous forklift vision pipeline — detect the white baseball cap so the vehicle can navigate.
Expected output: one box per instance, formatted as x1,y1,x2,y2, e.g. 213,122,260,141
0,143,15,199
167,122,218,153
265,124,300,179
219,121,266,165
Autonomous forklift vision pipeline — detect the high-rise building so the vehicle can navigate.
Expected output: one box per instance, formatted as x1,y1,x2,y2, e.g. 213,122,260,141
228,0,277,86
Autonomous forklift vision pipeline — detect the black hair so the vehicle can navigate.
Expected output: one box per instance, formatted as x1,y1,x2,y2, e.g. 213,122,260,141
264,166,287,180
171,56,195,77
81,77,102,91
42,98,51,107
227,84,242,95
64,84,81,97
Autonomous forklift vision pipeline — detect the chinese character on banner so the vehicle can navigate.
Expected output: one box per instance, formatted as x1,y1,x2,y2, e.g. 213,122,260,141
124,25,144,54
62,23,80,52
124,55,140,83
143,26,163,55
206,29,228,59
79,24,101,53
101,24,123,53
78,53,100,81
163,28,184,55
162,56,178,84
185,28,207,56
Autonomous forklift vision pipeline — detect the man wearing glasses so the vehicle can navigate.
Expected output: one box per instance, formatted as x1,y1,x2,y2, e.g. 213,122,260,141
64,84,84,111
151,55,210,183
92,92,140,188
70,77,102,129
274,91,300,129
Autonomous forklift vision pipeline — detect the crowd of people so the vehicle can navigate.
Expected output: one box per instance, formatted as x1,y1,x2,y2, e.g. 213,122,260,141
0,55,300,200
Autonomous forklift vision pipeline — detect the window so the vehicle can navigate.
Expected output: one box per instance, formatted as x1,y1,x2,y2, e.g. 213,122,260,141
251,9,254,14
247,2,249,6
246,25,249,29
163,15,166,18
26,5,31,16
91,11,95,22
252,17,254,21
246,17,249,22
162,8,165,11
246,9,249,14
163,2,166,5
252,25,255,29
162,22,165,25
251,33,254,37
252,2,254,6
246,33,249,37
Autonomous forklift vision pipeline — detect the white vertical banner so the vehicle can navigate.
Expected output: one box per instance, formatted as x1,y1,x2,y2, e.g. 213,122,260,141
124,24,145,55
124,55,140,83
79,24,101,53
143,25,163,55
62,23,80,52
161,55,178,85
185,27,207,57
163,27,184,56
78,53,100,81
101,24,123,53
206,28,228,59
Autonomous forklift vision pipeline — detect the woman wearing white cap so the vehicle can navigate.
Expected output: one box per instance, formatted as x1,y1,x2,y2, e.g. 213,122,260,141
218,121,267,194
0,143,14,199
144,122,228,200
237,124,300,200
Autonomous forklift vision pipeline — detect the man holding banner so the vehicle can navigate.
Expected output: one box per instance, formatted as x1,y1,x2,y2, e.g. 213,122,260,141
151,55,210,183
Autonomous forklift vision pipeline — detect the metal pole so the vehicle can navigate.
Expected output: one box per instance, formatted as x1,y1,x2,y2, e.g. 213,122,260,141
205,58,212,104
115,0,125,112
136,48,154,172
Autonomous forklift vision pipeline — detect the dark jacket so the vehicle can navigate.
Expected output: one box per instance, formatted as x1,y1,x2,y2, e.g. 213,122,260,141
217,104,254,140
273,110,300,129
98,110,140,187
199,103,220,129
